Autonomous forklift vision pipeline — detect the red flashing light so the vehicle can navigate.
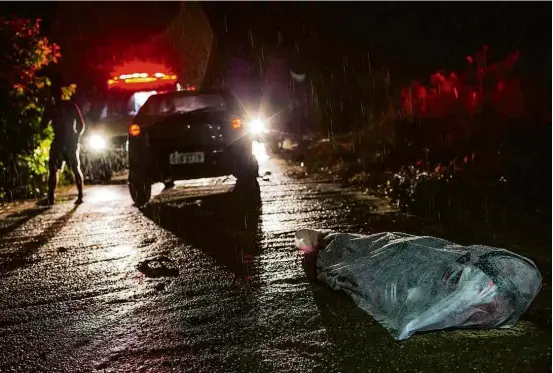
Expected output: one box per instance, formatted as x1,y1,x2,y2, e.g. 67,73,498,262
124,77,157,84
107,72,177,88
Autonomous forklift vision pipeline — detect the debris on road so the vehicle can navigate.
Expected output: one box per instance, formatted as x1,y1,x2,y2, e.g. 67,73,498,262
154,281,168,292
57,246,68,253
136,255,179,278
295,229,542,340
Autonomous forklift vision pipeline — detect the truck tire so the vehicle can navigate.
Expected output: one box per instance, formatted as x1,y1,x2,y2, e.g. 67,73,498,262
234,157,259,184
129,178,151,207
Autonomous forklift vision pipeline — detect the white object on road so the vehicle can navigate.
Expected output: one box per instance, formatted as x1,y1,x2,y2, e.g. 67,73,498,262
295,229,542,340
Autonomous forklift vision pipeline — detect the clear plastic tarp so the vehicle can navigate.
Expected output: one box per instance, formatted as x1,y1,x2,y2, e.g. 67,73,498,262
295,230,542,340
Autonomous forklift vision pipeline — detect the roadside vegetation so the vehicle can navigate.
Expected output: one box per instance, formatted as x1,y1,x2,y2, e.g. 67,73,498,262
0,17,75,200
282,47,550,258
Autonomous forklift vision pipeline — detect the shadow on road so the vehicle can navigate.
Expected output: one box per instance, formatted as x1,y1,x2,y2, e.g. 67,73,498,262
0,205,78,273
0,206,49,238
141,180,263,280
299,251,398,372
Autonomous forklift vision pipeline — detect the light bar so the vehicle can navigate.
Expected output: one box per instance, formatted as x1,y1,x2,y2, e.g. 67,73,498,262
107,72,177,86
124,77,157,84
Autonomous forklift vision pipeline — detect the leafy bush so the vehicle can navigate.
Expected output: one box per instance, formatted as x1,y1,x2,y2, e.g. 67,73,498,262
0,17,61,200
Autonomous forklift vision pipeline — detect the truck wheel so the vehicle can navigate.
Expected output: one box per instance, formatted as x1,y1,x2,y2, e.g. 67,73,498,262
234,162,261,209
235,158,259,197
235,156,258,180
129,178,151,207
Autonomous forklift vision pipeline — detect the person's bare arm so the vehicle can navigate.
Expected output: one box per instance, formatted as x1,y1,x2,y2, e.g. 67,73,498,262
73,103,86,136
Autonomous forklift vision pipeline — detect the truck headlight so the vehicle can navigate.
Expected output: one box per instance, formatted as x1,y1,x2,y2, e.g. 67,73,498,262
248,118,268,134
88,134,107,151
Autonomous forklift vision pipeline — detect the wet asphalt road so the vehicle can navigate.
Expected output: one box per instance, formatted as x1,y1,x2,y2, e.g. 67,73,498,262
0,158,550,373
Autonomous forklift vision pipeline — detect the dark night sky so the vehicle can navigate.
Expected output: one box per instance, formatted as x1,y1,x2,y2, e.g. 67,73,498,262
1,1,550,84
202,2,551,77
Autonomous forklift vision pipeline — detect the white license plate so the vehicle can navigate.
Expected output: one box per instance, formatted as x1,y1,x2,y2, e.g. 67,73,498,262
169,151,205,165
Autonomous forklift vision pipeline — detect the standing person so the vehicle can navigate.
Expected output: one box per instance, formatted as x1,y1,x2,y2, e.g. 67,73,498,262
42,82,86,205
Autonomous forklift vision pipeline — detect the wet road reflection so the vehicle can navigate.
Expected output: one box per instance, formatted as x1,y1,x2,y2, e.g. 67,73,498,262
0,157,549,372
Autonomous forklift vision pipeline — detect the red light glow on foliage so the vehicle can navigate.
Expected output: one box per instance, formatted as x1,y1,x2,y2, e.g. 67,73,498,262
401,47,525,119
3,17,61,94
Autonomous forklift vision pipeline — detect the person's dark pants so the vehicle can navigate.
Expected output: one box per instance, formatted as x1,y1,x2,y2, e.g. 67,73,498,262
48,140,84,202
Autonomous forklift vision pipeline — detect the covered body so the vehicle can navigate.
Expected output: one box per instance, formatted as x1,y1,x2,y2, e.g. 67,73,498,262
295,230,542,340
